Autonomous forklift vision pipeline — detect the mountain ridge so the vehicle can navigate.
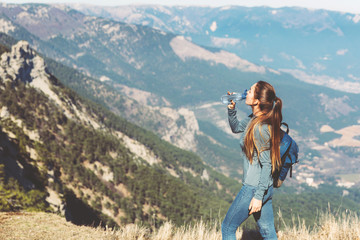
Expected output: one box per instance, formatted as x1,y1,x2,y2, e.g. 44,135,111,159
69,4,360,93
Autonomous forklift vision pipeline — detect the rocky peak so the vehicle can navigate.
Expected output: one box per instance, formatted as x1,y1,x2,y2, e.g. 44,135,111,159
0,40,48,84
0,41,68,118
0,40,105,130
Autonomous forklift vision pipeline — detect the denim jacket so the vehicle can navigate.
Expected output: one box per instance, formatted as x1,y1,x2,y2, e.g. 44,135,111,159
228,108,273,200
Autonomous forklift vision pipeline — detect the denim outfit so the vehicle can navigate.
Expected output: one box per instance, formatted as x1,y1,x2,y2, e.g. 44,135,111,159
222,109,277,240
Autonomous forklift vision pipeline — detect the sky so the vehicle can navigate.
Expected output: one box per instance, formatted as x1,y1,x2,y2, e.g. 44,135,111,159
1,0,360,14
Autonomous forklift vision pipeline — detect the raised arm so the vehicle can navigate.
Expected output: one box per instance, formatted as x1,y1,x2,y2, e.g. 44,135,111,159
228,108,251,133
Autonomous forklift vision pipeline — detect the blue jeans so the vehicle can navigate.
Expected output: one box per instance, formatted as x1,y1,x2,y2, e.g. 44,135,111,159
222,185,277,240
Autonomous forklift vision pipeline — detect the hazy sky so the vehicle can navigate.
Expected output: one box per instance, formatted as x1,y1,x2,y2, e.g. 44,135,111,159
1,0,360,14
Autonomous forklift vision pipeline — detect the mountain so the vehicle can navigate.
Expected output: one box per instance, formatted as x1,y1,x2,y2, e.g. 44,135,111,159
0,3,272,106
0,3,276,178
1,3,360,188
0,40,242,227
70,5,360,94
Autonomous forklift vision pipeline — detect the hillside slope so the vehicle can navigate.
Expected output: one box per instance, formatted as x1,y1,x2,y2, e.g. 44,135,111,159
0,40,240,227
71,5,360,93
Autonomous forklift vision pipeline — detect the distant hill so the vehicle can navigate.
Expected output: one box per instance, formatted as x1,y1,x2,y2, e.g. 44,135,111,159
71,4,360,94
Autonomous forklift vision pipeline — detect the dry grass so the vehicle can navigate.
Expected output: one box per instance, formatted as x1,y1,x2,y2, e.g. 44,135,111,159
0,210,359,240
277,209,360,240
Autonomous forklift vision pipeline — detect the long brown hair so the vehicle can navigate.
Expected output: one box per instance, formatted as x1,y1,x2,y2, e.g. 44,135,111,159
243,81,282,173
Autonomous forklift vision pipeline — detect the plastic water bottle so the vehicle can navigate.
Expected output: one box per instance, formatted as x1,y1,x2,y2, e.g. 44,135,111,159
221,89,247,104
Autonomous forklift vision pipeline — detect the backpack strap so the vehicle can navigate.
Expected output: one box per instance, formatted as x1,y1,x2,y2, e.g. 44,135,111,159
281,122,289,134
281,137,293,178
287,141,294,178
281,137,292,162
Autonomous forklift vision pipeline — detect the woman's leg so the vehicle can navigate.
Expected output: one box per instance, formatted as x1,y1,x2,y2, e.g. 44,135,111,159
253,186,278,240
222,185,255,240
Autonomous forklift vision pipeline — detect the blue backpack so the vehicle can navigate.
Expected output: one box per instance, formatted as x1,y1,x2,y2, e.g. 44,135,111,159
273,122,299,188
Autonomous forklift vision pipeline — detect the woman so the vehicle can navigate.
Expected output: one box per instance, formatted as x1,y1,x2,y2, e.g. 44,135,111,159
221,81,282,240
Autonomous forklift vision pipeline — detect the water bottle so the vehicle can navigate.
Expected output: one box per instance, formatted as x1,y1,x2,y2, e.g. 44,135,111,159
221,89,247,104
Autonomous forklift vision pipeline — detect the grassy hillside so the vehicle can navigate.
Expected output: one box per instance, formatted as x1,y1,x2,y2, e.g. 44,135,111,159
0,211,359,240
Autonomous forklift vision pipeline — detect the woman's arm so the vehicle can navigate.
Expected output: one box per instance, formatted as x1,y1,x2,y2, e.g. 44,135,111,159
228,108,251,133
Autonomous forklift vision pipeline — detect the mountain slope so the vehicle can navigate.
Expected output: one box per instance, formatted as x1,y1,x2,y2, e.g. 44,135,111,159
0,8,253,178
0,40,241,227
71,5,360,93
2,3,360,137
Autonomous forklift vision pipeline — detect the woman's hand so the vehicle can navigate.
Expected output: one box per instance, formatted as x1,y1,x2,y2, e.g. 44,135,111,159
248,197,262,215
227,91,236,110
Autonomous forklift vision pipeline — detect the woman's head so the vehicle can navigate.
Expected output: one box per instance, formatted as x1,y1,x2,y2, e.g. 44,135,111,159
246,81,279,116
244,81,283,173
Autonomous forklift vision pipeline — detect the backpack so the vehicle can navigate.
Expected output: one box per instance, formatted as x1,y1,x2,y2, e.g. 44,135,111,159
273,122,299,188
